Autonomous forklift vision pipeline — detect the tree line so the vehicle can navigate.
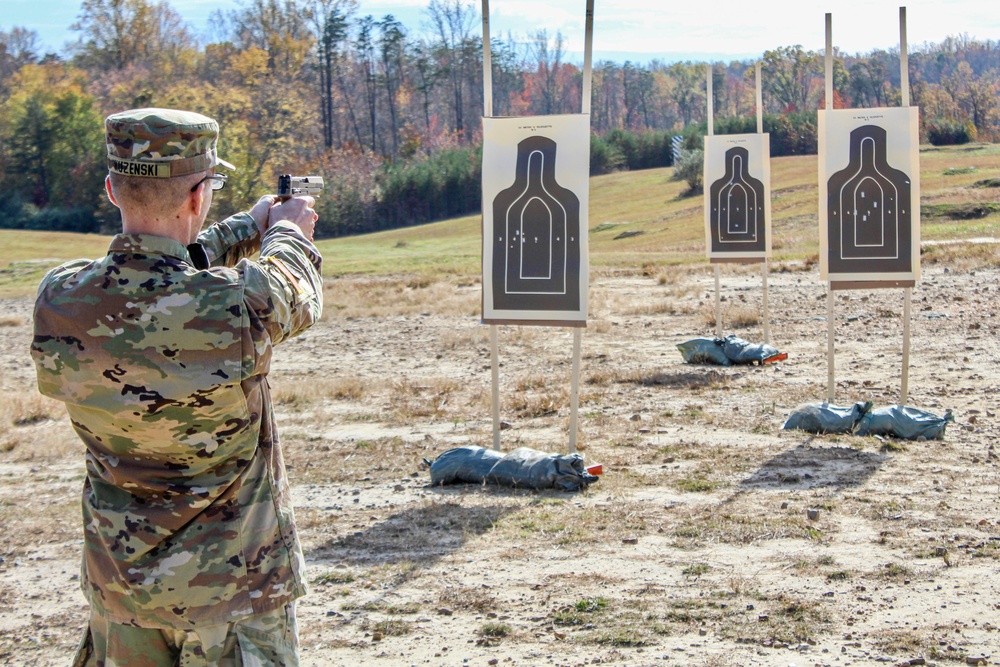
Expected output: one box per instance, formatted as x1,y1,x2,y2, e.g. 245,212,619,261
0,0,997,237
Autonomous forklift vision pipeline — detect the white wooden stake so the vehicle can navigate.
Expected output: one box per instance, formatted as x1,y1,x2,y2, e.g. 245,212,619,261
714,265,722,338
827,291,835,402
901,288,911,404
568,0,594,454
900,6,911,405
583,0,594,115
754,61,770,344
490,325,501,449
900,7,910,108
755,61,763,134
825,13,833,110
481,0,492,116
706,66,722,336
481,0,501,449
825,12,835,403
762,261,771,344
569,329,582,453
706,65,714,137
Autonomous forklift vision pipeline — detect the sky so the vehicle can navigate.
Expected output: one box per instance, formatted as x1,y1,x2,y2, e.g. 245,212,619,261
4,0,998,64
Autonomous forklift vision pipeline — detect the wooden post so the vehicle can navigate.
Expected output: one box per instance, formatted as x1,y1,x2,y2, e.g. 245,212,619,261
754,61,770,344
900,6,911,405
755,61,763,134
900,7,910,108
762,262,771,344
569,329,582,453
568,0,595,453
490,325,501,448
481,0,492,116
707,65,722,336
901,288,911,404
825,12,835,403
482,0,501,448
583,0,594,115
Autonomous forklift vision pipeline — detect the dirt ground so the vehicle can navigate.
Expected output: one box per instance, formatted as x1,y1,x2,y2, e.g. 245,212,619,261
1,257,999,667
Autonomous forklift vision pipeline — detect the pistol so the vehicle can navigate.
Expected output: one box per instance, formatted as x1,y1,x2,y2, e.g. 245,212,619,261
277,174,324,201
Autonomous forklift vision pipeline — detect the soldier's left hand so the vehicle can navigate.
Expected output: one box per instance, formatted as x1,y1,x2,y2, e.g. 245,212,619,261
249,195,278,235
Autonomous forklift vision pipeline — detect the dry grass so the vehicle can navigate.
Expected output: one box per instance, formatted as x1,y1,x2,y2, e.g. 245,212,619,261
387,377,460,422
921,240,1000,271
324,276,479,319
273,377,368,407
0,392,72,458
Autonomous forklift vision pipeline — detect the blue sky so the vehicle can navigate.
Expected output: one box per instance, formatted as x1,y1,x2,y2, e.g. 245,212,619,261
5,0,999,63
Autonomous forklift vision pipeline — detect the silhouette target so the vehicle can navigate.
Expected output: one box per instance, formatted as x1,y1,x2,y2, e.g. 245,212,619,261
827,124,912,275
491,135,581,311
708,146,767,253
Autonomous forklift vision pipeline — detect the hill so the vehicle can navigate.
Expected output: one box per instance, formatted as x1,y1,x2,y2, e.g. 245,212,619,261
0,143,997,297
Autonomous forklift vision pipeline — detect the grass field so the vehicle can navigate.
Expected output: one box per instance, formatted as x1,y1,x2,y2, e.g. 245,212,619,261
0,143,997,294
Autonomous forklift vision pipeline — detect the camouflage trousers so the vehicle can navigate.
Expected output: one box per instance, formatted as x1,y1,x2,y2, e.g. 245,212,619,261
72,602,298,667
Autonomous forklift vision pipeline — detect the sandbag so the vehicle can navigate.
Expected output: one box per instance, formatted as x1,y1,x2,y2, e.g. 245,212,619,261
856,405,953,440
486,447,598,491
428,445,505,485
676,338,731,365
426,445,598,491
721,334,783,365
677,335,785,366
782,401,873,434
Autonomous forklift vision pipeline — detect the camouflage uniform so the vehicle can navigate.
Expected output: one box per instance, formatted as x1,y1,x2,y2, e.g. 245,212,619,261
30,109,322,665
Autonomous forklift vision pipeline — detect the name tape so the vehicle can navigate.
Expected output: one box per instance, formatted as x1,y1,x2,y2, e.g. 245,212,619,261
108,158,171,178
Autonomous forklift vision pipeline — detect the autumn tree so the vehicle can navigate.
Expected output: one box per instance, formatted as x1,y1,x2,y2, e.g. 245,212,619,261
761,45,820,112
426,0,480,138
71,0,196,72
0,62,105,228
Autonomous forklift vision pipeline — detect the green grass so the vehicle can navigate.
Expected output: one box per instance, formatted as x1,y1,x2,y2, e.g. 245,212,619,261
4,143,1000,296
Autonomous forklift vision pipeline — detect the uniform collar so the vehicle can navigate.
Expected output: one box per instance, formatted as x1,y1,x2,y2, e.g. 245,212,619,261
108,234,192,262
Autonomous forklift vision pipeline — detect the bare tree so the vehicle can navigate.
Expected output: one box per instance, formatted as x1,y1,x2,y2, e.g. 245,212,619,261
426,0,477,137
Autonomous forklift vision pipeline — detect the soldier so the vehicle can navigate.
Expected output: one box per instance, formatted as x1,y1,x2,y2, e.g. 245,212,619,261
30,108,323,666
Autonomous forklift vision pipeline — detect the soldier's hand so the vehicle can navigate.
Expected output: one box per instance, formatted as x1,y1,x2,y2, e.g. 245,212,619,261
268,196,318,242
249,195,278,236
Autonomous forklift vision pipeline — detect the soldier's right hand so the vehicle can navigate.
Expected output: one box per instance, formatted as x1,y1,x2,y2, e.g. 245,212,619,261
268,196,318,242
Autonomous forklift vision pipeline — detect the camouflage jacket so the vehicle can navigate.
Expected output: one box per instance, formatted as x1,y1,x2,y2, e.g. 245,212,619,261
30,212,323,628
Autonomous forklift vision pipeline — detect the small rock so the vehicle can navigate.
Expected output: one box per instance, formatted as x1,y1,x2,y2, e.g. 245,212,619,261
489,660,499,666
437,608,453,616
807,508,821,520
393,484,405,492
499,421,512,430
622,537,639,545
630,413,642,421
780,501,789,509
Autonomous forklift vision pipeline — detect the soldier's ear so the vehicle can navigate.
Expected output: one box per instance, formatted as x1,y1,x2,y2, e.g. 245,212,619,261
105,176,120,208
188,180,206,218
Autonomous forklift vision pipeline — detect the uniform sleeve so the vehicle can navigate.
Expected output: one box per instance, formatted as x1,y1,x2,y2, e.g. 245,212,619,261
238,221,324,346
197,212,262,268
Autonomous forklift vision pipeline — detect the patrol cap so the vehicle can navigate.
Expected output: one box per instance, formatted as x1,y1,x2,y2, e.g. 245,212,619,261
105,108,236,179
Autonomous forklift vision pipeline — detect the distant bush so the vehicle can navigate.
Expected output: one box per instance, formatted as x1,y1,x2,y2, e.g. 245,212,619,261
697,112,818,157
590,128,676,175
0,198,102,234
926,118,977,146
672,148,704,194
375,145,482,232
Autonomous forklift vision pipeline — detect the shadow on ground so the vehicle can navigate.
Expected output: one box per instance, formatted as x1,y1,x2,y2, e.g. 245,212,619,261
742,438,888,490
309,496,519,567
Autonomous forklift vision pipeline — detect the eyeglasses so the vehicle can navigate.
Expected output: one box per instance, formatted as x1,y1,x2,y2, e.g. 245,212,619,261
190,173,228,192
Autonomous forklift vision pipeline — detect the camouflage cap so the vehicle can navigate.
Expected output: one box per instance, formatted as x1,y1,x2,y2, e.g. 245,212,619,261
105,108,236,179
